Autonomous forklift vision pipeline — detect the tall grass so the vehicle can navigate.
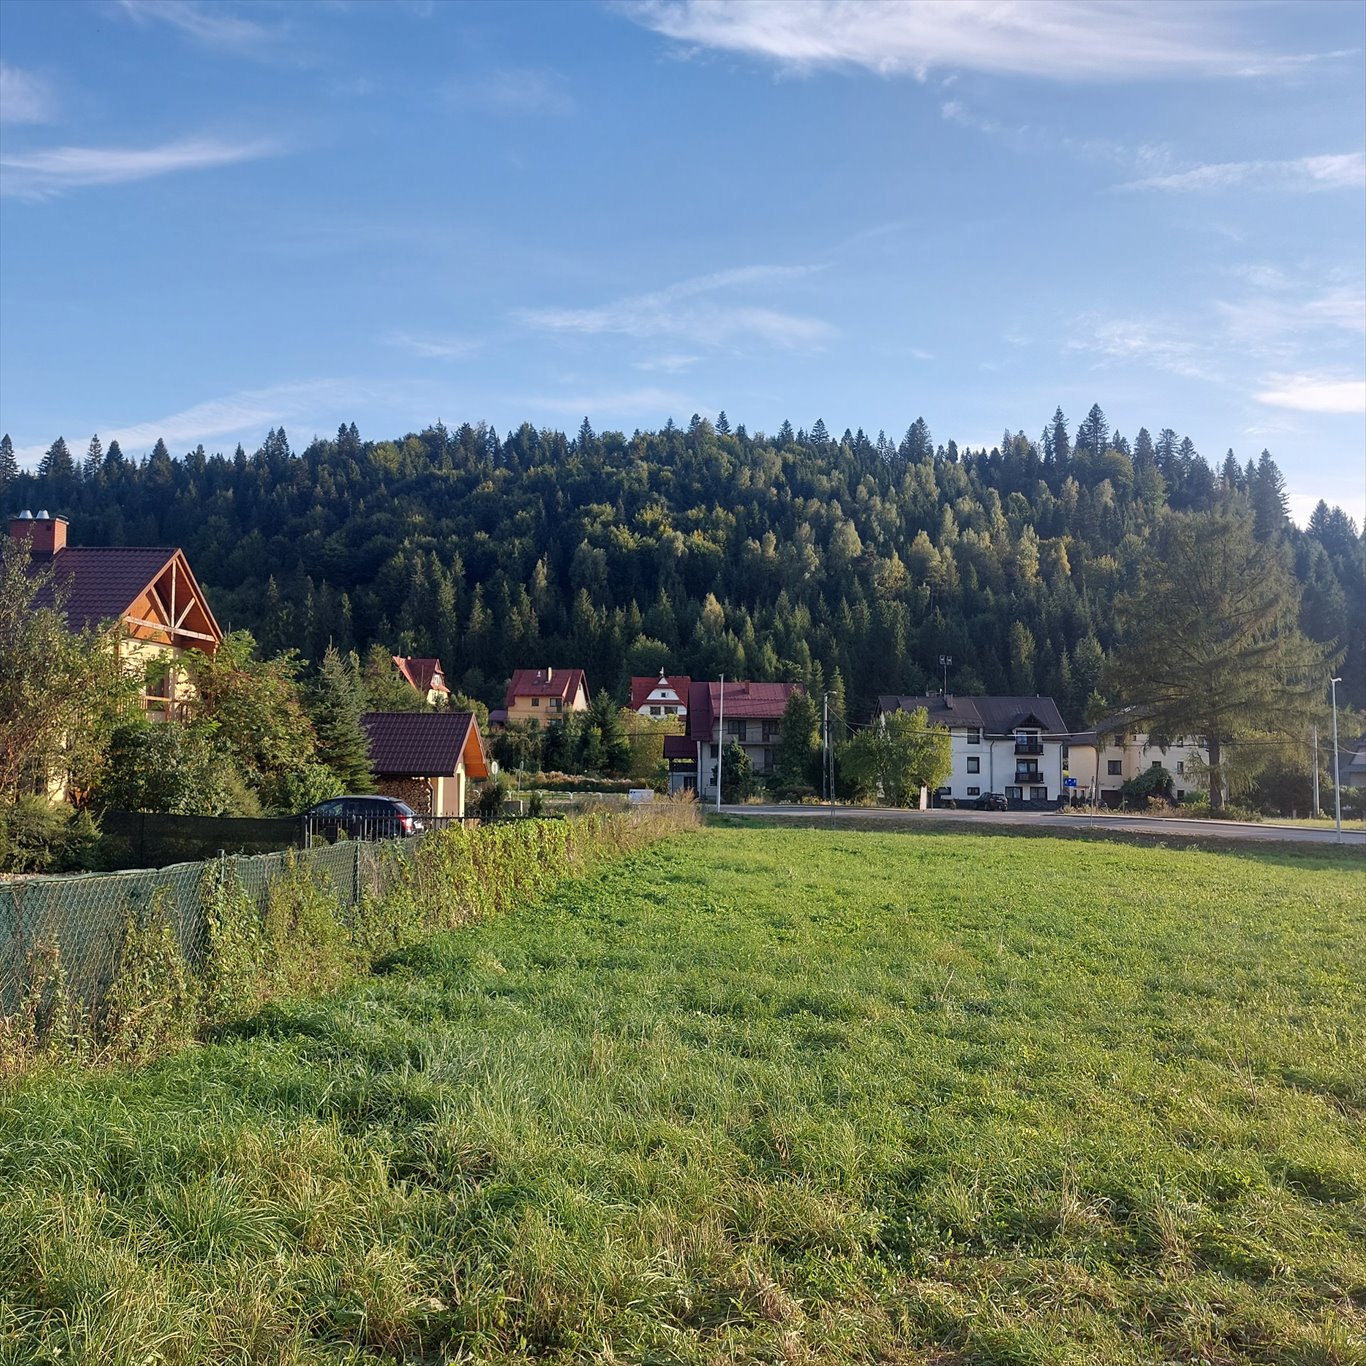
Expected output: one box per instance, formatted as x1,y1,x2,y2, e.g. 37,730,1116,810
1,827,1361,1363
1,804,697,1073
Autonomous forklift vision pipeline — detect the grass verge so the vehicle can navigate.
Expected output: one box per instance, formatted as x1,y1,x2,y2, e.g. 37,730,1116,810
2,827,1362,1363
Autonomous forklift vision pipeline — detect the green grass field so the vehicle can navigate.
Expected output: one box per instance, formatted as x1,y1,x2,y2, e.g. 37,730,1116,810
2,828,1363,1365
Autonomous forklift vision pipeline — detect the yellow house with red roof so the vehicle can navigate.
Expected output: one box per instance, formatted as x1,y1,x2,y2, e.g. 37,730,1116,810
503,667,589,726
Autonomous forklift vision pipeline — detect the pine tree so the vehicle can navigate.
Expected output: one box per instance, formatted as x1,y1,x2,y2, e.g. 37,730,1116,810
715,410,730,435
104,439,125,470
310,645,374,792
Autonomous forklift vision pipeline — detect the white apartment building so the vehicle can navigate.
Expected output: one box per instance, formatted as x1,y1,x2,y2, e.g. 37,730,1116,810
877,694,1073,806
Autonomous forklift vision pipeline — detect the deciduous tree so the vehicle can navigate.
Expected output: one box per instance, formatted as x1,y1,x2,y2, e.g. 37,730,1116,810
1105,500,1332,810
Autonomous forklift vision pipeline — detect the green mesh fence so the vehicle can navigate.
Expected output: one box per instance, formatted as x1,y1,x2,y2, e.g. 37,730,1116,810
0,837,406,1019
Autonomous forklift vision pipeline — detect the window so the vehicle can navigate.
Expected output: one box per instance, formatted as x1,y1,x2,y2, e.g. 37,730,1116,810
551,698,562,711
1177,761,1185,775
650,705,662,716
1151,760,1162,768
1176,789,1185,801
967,727,981,744
531,696,540,707
1107,760,1122,776
966,757,980,774
1005,786,1022,800
966,786,980,797
725,719,744,740
1031,786,1047,801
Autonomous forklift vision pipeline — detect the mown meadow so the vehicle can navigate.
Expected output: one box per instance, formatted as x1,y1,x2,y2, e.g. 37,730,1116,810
1,827,1362,1364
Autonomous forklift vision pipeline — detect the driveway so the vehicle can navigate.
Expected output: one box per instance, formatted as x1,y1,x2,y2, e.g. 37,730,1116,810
717,804,1366,847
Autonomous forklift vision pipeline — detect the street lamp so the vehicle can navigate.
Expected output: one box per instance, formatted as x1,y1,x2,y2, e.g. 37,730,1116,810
938,654,952,696
1330,676,1343,843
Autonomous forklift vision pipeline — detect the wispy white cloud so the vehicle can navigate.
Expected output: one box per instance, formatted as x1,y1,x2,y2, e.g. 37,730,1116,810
632,353,702,373
1,135,282,200
520,264,834,351
383,331,480,360
622,0,1314,82
1255,375,1366,414
115,0,284,55
450,67,577,117
12,379,366,469
1217,285,1366,354
1118,152,1366,193
0,63,55,124
1065,315,1217,381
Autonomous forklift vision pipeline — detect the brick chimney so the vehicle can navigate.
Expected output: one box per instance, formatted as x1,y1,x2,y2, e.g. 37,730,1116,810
8,510,68,558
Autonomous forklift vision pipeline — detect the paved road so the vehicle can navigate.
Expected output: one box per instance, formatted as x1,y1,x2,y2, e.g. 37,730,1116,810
717,803,1366,847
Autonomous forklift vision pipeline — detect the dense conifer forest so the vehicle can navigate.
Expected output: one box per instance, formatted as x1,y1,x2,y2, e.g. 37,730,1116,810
3,405,1362,723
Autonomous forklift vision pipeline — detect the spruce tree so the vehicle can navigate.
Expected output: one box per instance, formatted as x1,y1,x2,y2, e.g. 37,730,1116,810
83,434,103,481
0,434,17,490
776,689,821,790
38,436,73,480
310,645,374,793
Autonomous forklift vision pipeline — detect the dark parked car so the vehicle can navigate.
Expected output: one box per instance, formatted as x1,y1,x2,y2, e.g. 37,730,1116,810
974,792,1008,811
303,796,423,841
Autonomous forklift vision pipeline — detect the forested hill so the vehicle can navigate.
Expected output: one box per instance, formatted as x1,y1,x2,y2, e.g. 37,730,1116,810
3,408,1363,722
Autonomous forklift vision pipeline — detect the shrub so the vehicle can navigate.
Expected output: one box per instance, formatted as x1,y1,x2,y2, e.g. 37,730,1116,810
476,776,509,823
1119,765,1174,805
0,797,100,873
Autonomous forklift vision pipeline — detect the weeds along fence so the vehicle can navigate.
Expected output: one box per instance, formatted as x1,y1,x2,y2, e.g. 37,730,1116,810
0,804,697,1068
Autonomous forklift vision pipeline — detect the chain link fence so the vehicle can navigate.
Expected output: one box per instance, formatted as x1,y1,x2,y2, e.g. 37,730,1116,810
0,837,404,1019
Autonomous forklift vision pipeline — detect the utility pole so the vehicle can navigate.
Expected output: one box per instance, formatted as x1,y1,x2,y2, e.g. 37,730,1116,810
716,673,724,813
822,691,830,806
1311,723,1320,817
1330,677,1342,843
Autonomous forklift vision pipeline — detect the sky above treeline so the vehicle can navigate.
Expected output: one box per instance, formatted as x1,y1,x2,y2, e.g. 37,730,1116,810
1,0,1363,526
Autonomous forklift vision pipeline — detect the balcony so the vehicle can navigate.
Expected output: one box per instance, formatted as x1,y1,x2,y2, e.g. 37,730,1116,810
1015,765,1041,783
1014,738,1044,755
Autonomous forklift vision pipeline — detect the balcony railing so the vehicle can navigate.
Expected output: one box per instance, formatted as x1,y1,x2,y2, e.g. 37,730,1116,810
1015,766,1041,782
1014,738,1044,755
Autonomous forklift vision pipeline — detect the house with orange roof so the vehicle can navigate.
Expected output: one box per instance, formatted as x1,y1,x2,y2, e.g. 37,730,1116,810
503,667,589,726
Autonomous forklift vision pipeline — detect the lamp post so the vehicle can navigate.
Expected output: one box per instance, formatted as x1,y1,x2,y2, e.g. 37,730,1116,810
716,673,724,813
939,654,952,696
1330,676,1342,843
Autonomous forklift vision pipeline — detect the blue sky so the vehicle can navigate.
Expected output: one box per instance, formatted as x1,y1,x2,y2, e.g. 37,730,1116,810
2,0,1363,525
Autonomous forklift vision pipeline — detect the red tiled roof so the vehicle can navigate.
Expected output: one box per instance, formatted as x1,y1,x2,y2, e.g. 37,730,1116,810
31,546,188,633
362,712,488,779
505,667,588,707
686,680,801,736
393,656,449,695
629,674,692,710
